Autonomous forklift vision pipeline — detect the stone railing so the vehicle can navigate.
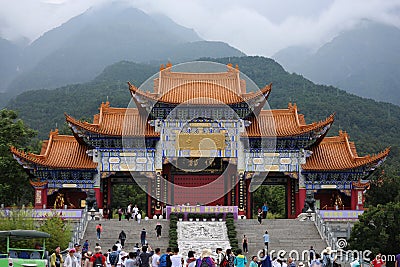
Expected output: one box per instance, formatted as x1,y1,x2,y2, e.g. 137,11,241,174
69,207,89,247
314,211,337,250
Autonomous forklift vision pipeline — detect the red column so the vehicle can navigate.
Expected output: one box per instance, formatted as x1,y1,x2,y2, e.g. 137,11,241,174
94,188,102,209
297,188,306,215
246,179,251,218
351,189,358,210
41,188,47,208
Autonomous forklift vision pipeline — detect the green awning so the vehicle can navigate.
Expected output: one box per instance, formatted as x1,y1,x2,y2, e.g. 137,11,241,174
0,230,51,239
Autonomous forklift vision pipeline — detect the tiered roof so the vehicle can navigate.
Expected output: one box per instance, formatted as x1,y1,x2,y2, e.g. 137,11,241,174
66,102,158,137
129,63,271,108
302,131,390,171
11,130,96,169
245,103,334,137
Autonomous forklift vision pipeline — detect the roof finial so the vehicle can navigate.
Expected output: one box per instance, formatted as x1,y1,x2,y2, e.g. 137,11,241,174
235,64,239,70
107,95,109,102
166,61,172,68
227,63,233,68
160,64,165,71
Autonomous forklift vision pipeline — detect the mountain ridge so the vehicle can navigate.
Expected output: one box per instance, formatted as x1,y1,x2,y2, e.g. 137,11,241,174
273,21,400,106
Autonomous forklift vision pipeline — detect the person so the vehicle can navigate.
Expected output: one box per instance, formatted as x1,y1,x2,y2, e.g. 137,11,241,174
216,248,225,267
83,240,89,254
133,243,141,254
170,247,183,267
115,241,123,252
186,251,197,267
287,258,295,267
117,230,127,248
105,249,111,267
83,252,93,267
298,263,304,267
74,243,82,267
257,209,262,224
125,252,139,267
262,203,269,219
127,204,132,221
50,246,64,267
137,212,142,224
118,208,123,221
322,247,334,267
370,253,385,267
249,256,258,267
282,259,287,267
90,246,106,267
233,249,247,267
310,254,322,267
152,248,161,267
96,223,102,240
139,245,154,267
242,235,248,253
196,249,215,267
64,249,79,267
155,222,162,239
395,253,400,267
259,250,271,267
119,251,129,267
109,245,120,267
159,247,173,267
225,249,235,267
309,246,316,264
263,231,269,251
140,229,147,246
132,205,139,221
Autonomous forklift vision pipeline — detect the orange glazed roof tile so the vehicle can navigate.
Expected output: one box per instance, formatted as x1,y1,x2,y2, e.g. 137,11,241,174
155,64,244,95
129,63,271,106
129,81,271,106
66,102,158,137
245,103,334,137
11,130,96,169
302,131,390,171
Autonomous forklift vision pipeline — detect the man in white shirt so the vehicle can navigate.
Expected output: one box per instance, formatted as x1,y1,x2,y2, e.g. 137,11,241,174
152,248,161,267
170,248,183,267
132,205,139,221
115,241,122,252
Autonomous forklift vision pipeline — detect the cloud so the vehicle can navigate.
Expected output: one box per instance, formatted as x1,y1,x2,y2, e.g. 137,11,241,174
0,0,399,56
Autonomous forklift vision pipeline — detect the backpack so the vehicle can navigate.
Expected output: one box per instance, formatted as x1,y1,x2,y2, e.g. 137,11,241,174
323,255,332,267
199,259,210,267
94,255,104,267
109,251,119,266
159,254,168,267
220,256,229,267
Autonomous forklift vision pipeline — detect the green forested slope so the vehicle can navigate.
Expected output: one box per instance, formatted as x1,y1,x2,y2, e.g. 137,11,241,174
7,56,400,174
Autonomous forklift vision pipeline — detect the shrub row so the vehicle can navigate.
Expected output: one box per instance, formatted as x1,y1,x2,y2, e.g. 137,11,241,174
225,213,239,251
168,214,178,248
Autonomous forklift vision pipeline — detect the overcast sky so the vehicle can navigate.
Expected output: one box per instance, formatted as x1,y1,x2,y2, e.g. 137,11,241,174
0,0,399,56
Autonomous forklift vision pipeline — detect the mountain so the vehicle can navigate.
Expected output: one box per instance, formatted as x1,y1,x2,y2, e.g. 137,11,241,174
0,37,21,91
1,2,244,104
273,21,400,106
6,57,400,176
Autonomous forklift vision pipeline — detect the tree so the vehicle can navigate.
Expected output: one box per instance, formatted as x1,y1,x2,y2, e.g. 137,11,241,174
348,202,400,261
365,170,400,207
39,211,72,252
0,109,37,206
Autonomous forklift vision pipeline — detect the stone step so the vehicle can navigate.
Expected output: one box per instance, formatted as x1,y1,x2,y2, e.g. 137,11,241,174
81,219,170,252
235,219,327,261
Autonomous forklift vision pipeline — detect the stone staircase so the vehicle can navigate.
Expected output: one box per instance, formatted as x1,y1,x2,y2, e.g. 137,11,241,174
235,219,327,261
81,219,170,252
